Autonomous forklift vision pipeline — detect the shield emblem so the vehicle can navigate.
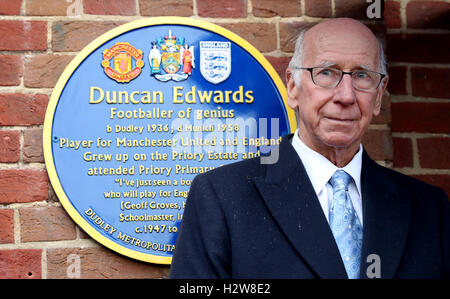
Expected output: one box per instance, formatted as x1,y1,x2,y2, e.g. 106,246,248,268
161,52,181,74
200,41,231,84
102,42,144,83
114,51,132,74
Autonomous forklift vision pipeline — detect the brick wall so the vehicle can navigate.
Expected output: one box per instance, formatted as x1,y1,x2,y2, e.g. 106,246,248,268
0,0,448,278
385,0,450,197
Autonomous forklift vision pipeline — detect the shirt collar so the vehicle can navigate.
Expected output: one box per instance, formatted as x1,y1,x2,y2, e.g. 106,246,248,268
291,129,362,196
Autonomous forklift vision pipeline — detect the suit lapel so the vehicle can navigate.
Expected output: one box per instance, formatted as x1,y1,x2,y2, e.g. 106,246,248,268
359,151,411,279
253,135,348,278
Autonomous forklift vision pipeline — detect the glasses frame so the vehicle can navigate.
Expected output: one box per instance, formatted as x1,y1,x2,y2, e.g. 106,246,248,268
292,66,386,91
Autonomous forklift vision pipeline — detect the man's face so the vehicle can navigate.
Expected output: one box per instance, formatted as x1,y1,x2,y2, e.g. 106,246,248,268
287,20,387,154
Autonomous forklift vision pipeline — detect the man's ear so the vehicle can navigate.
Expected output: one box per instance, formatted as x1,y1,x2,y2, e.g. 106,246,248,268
373,75,388,116
286,68,299,110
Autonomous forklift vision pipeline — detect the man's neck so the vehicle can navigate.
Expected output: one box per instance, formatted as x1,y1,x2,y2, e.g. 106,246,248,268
297,131,360,168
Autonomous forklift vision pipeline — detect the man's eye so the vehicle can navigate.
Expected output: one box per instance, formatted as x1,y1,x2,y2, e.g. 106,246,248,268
318,68,333,76
354,71,369,79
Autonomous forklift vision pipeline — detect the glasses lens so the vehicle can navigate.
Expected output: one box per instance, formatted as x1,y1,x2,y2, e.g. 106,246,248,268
311,68,342,88
352,70,381,90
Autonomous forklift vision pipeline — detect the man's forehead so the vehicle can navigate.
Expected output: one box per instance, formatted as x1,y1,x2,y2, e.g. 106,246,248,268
302,19,379,67
305,18,377,40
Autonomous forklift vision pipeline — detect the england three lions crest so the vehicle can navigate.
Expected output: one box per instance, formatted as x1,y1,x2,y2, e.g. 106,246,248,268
200,41,231,84
149,30,195,82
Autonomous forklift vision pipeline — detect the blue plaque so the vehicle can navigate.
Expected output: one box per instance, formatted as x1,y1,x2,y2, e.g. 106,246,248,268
43,17,296,264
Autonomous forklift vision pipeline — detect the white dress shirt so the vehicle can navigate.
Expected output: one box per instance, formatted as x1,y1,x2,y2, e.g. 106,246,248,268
291,129,363,226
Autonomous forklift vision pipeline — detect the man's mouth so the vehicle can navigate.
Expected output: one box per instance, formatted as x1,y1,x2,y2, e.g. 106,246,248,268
324,116,357,122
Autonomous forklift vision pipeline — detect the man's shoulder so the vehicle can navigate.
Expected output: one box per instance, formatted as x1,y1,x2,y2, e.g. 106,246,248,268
186,156,269,204
196,155,265,183
369,158,447,199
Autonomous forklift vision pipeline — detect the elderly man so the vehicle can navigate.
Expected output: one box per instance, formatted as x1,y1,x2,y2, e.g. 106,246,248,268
169,18,449,279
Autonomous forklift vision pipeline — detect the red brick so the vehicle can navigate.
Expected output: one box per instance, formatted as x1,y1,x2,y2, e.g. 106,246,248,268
407,1,450,30
412,175,450,198
0,130,20,163
79,227,90,239
0,209,14,244
47,247,170,278
20,206,76,242
265,56,291,84
366,23,387,37
335,0,369,19
387,66,407,95
48,184,59,203
361,129,393,161
393,137,413,168
387,34,450,63
24,54,74,88
221,23,276,53
0,93,48,126
198,0,247,18
0,20,47,51
252,0,301,17
0,169,48,204
305,0,331,17
25,0,73,16
52,21,125,52
392,102,450,133
417,137,450,169
384,1,402,29
0,0,22,15
23,128,44,163
0,249,42,279
84,0,136,15
0,55,22,86
139,0,193,16
411,67,450,99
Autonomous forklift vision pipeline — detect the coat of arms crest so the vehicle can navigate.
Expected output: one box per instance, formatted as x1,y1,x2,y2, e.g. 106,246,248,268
149,30,195,82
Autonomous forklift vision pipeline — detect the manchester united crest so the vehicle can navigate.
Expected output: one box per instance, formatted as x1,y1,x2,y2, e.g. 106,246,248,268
102,42,144,83
149,30,195,82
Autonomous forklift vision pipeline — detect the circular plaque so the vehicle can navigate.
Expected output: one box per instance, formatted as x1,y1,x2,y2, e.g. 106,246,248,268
43,17,296,264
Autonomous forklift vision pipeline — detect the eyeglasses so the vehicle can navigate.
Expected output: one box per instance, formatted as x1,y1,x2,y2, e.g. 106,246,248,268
292,67,386,91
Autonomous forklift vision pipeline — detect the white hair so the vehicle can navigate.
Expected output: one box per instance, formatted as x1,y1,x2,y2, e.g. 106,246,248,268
288,30,306,87
288,28,388,88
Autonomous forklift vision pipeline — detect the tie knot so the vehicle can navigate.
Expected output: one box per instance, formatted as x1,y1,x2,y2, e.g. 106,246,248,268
330,170,352,191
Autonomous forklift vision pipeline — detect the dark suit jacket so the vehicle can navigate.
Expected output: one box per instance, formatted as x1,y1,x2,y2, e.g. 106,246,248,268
169,134,450,278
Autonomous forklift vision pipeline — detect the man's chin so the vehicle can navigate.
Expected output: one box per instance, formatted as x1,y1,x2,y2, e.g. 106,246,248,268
320,134,360,150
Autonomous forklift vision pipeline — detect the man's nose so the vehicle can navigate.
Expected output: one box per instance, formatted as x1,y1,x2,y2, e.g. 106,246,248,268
334,73,356,104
